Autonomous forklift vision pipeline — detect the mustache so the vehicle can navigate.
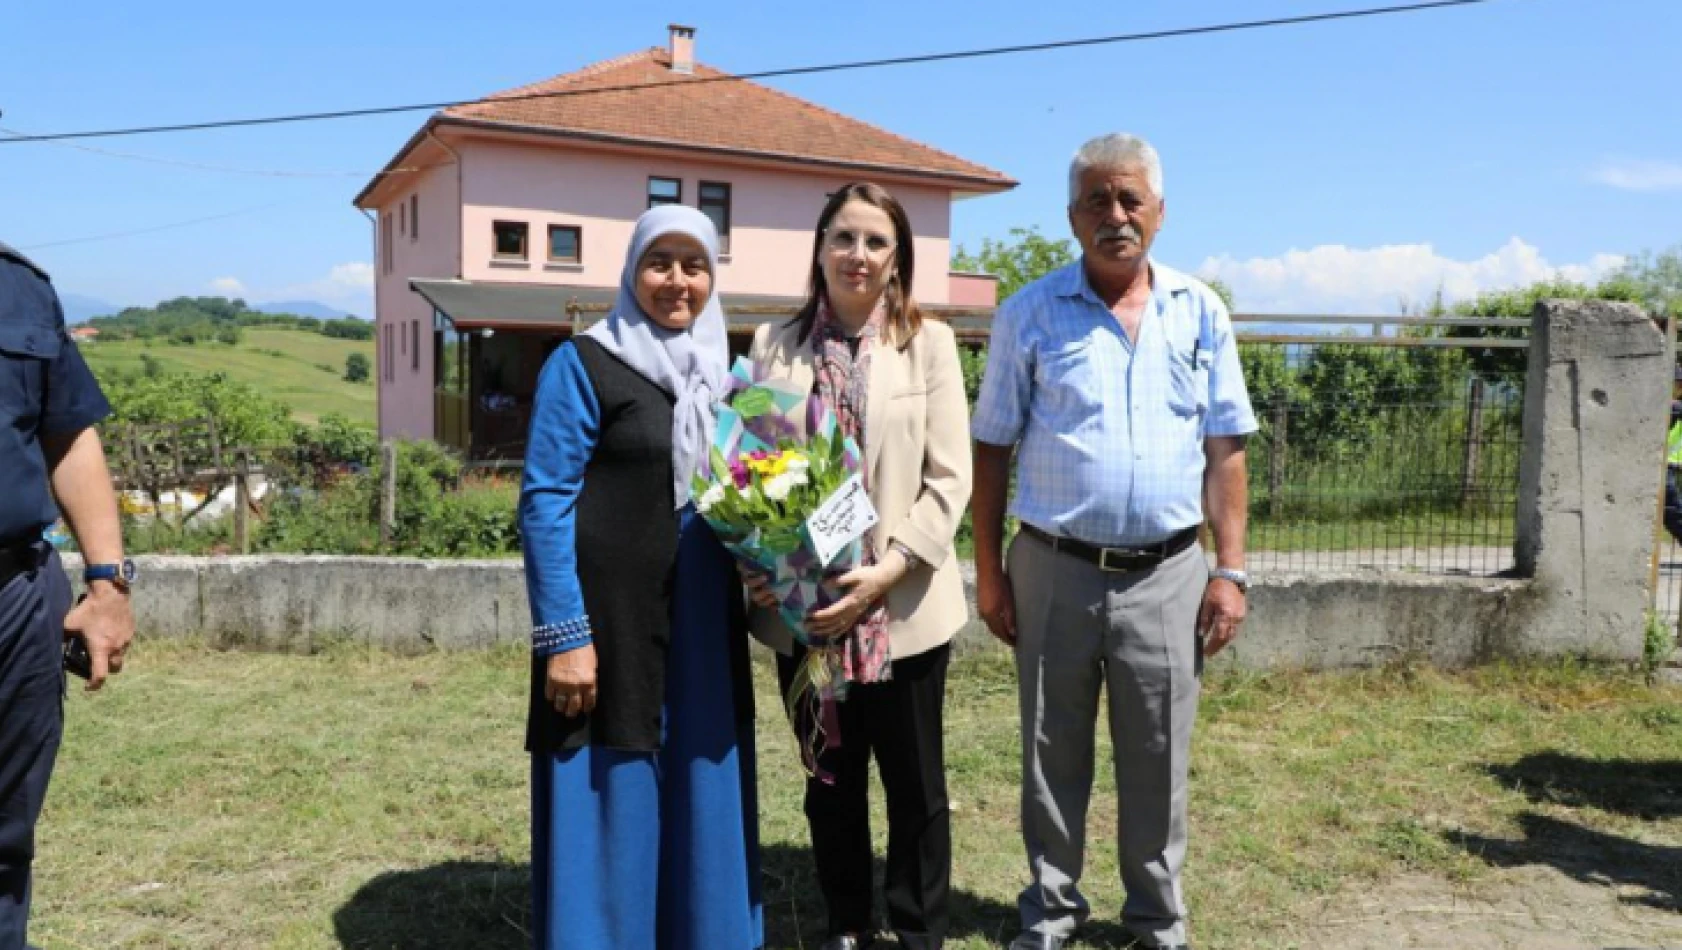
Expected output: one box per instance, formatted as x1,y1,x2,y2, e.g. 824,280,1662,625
1096,224,1142,242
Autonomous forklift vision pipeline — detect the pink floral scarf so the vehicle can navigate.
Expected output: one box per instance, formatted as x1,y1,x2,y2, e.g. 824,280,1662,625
810,298,893,686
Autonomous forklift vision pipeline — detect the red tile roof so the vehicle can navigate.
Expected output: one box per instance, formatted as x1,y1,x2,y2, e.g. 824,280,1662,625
436,48,1015,189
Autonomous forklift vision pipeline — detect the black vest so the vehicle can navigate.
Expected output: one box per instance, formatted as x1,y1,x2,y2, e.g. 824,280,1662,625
525,336,751,753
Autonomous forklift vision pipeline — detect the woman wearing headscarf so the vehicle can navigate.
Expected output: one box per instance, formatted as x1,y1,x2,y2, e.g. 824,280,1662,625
519,205,762,950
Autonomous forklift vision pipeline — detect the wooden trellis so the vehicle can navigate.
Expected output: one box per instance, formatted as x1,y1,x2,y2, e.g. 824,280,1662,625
106,419,266,552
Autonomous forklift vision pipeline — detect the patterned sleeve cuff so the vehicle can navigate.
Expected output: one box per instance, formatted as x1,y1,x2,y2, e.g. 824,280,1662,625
532,617,593,656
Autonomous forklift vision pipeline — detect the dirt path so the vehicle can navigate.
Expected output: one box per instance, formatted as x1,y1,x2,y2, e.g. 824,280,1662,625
1301,866,1682,949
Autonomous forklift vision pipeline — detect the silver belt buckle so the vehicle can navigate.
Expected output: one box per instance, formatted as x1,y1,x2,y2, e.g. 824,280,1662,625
1099,547,1135,572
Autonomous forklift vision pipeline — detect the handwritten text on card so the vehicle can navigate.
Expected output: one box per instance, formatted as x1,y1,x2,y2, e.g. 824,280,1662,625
806,474,879,567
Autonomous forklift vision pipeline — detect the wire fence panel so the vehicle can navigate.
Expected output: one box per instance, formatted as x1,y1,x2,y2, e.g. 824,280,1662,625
1236,325,1526,578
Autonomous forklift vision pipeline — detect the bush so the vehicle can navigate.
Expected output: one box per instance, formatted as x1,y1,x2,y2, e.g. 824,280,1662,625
959,345,987,406
344,352,370,383
255,442,520,557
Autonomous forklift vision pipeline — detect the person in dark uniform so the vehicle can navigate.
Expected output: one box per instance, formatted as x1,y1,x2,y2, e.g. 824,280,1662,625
0,240,134,950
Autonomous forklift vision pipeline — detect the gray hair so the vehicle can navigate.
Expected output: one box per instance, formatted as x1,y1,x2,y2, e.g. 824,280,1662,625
1068,133,1163,205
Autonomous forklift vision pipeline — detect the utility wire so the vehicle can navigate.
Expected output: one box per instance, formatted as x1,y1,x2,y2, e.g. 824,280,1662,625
0,0,1498,145
0,126,434,178
19,202,290,251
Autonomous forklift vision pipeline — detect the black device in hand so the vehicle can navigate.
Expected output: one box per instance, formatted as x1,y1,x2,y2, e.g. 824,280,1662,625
64,634,92,680
63,592,92,680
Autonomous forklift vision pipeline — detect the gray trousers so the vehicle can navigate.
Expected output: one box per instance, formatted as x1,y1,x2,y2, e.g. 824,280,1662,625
1010,530,1206,948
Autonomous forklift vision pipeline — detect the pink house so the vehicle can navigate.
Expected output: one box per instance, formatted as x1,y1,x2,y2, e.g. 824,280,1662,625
354,25,1015,460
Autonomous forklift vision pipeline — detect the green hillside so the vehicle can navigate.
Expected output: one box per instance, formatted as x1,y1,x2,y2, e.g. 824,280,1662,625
81,328,377,426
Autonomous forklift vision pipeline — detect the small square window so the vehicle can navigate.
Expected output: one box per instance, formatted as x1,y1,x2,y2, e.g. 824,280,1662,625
648,176,681,209
493,221,528,259
548,225,582,264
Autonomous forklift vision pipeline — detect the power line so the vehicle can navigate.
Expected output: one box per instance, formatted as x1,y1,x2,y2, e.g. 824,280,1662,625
19,202,289,251
0,126,435,178
0,0,1499,145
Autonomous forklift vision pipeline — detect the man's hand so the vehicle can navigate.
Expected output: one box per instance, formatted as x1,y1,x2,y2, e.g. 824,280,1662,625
545,646,597,718
1198,576,1246,657
977,567,1018,647
62,580,134,690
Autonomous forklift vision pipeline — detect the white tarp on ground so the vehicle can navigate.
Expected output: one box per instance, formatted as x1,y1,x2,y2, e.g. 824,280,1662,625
119,476,271,525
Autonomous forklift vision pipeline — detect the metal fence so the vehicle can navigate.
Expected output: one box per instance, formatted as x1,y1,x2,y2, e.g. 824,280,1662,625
1232,314,1529,577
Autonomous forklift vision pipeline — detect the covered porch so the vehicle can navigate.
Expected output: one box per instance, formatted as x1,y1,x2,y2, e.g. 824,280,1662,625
414,279,995,463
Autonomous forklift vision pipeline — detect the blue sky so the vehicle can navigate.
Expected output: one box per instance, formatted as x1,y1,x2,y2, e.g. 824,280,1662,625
3,0,1677,317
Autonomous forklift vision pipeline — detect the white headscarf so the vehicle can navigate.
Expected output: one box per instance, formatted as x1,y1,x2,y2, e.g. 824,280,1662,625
584,205,730,509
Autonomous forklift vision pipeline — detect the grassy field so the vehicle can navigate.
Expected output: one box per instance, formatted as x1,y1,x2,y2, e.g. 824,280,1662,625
28,644,1682,949
80,328,376,426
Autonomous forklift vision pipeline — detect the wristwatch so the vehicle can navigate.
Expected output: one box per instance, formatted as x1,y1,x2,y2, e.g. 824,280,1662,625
84,558,138,592
1211,567,1248,593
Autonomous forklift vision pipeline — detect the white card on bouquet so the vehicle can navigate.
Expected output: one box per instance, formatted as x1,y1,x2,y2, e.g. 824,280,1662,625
806,474,879,567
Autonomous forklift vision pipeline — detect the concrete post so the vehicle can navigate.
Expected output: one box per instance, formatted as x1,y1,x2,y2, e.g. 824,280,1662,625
1515,299,1669,659
379,441,398,550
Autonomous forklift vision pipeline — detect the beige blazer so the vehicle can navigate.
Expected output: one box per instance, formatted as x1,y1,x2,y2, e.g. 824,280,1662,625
747,315,974,660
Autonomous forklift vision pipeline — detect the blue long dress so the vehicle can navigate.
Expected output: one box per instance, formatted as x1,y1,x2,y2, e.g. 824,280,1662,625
522,345,763,950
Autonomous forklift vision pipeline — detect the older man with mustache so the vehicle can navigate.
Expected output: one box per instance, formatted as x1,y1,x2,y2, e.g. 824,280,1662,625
971,133,1258,950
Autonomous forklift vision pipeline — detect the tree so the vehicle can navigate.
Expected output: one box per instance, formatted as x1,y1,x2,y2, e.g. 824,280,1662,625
1607,244,1682,318
344,352,371,383
1203,277,1236,312
1447,277,1643,379
951,226,1076,302
101,371,295,447
322,318,375,341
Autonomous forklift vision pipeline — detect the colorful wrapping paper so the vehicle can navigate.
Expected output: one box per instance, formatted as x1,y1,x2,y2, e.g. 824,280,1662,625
691,357,874,780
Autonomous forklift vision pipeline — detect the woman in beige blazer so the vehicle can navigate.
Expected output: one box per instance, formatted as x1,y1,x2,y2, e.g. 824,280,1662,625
746,182,972,950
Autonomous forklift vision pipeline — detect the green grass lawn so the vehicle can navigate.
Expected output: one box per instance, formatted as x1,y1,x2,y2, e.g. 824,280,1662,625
28,644,1682,949
81,328,376,426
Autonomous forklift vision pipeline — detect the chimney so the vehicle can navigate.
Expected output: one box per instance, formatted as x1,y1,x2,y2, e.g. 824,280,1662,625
668,24,695,74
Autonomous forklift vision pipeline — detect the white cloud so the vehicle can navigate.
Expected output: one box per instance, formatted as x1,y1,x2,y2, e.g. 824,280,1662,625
262,261,376,317
208,276,248,297
1197,238,1626,314
1590,158,1682,192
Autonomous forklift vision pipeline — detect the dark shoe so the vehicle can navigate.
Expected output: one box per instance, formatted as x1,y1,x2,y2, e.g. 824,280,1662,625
1008,933,1066,950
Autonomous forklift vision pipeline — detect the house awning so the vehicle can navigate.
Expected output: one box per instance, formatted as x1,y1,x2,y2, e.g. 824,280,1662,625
410,278,995,339
410,279,802,333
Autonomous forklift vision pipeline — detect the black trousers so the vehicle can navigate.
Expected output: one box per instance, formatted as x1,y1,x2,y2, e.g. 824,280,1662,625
0,545,68,950
777,641,951,950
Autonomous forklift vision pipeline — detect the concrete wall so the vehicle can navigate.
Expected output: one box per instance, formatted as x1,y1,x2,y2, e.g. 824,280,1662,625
61,554,1539,669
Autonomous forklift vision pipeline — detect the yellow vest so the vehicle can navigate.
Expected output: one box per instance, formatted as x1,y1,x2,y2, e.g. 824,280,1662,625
1669,420,1682,466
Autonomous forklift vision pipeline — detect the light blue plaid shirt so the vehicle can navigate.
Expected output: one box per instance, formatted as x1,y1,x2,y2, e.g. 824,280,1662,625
972,259,1258,547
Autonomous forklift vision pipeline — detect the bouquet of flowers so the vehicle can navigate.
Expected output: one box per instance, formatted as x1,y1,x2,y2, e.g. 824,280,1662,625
692,357,880,779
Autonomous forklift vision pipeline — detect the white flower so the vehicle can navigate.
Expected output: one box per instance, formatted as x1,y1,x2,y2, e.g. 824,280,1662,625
697,482,726,513
784,454,811,474
763,473,796,502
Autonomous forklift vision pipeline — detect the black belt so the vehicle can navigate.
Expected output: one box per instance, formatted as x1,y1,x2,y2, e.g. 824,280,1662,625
0,539,45,588
1020,523,1199,573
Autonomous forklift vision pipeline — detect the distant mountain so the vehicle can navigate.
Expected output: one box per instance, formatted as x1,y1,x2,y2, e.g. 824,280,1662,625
59,293,123,324
256,300,367,321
